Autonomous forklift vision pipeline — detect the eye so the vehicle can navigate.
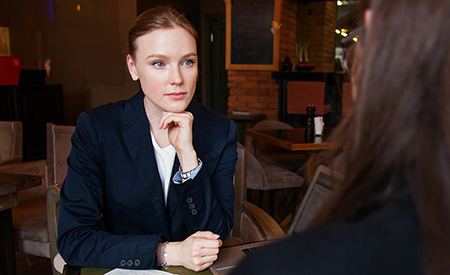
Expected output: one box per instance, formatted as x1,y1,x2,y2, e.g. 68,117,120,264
152,61,164,68
183,59,195,66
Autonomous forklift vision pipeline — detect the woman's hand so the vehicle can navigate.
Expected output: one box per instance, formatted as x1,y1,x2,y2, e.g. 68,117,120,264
164,231,223,272
158,111,198,171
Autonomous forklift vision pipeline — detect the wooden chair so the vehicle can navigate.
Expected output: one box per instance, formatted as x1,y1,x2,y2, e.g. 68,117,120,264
245,145,304,218
0,121,23,166
226,146,286,245
46,123,75,275
0,123,74,275
244,121,305,218
0,134,48,267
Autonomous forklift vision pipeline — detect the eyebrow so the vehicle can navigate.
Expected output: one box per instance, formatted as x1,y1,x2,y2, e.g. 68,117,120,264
145,52,198,60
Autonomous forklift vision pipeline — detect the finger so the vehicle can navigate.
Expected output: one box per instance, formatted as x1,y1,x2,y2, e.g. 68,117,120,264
159,113,186,130
192,231,220,240
201,254,219,262
191,238,221,251
159,112,175,130
199,247,220,257
201,239,221,249
201,255,219,266
190,239,220,254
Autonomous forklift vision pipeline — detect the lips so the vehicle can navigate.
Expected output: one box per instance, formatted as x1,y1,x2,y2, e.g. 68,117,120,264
166,92,187,100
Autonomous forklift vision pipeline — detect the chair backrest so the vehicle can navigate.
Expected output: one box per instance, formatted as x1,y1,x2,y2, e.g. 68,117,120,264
253,120,293,130
0,120,22,165
244,148,270,190
342,81,354,116
46,123,75,187
286,81,328,115
232,146,247,238
231,143,285,243
251,120,294,157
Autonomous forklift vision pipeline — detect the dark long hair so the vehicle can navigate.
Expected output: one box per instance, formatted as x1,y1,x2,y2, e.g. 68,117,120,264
311,0,450,274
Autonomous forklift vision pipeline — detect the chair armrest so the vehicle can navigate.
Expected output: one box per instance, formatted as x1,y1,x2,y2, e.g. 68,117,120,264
0,156,23,166
0,159,46,173
242,201,286,240
47,184,61,261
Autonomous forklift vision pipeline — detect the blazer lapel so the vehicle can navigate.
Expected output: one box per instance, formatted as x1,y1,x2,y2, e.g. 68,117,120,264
189,100,210,156
122,92,168,230
166,157,179,222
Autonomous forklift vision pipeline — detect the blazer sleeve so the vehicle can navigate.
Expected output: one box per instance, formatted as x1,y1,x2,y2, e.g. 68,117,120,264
57,113,160,269
171,118,238,239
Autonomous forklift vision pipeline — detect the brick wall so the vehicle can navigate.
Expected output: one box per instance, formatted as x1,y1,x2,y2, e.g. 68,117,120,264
227,70,280,119
297,1,337,72
227,0,336,120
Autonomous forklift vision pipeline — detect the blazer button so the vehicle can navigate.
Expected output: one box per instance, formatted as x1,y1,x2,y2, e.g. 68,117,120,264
134,259,141,266
191,209,198,215
120,260,127,267
186,197,193,203
127,260,133,267
189,203,196,209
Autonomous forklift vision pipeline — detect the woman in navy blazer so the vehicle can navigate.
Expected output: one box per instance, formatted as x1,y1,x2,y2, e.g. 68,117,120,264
57,7,237,272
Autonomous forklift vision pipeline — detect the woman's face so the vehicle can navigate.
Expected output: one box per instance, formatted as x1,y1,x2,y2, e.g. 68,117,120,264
127,26,198,113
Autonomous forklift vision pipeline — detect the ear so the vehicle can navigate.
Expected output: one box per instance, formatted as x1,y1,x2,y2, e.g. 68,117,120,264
126,54,139,81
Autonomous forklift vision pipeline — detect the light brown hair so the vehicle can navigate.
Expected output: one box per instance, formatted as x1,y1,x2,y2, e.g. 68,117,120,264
127,6,198,58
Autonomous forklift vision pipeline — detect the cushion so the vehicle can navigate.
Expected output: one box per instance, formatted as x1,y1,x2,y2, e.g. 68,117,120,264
12,195,48,243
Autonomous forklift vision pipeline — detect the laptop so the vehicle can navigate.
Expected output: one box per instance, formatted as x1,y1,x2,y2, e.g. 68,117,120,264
210,165,344,275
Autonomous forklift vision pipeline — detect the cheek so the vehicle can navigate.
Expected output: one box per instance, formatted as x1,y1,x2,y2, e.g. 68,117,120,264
185,69,198,84
139,68,165,85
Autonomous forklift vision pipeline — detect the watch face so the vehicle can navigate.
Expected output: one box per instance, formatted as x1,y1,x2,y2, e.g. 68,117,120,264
181,172,191,179
180,158,201,179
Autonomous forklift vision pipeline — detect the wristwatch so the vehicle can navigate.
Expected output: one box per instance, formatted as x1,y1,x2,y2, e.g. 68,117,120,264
179,158,202,180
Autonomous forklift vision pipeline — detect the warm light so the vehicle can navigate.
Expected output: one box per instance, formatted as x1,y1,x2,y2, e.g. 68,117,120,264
353,37,358,42
335,29,341,34
337,0,343,6
77,4,81,11
341,32,348,37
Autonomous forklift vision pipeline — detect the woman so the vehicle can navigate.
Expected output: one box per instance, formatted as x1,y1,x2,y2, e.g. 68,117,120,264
57,7,237,272
231,0,450,274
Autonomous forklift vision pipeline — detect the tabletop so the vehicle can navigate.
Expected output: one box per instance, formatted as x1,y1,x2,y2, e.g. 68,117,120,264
62,265,213,275
245,128,335,151
0,172,42,197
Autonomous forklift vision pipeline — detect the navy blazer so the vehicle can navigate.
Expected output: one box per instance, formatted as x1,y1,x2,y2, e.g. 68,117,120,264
57,91,237,269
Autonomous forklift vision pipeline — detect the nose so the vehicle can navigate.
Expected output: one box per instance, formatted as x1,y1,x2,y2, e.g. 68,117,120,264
169,65,183,85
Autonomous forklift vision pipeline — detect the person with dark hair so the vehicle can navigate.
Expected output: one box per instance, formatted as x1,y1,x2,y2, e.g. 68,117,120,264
57,6,237,272
231,0,450,274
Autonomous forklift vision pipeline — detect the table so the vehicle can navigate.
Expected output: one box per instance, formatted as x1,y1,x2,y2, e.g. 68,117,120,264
0,172,41,275
62,265,213,275
245,127,340,177
245,128,334,152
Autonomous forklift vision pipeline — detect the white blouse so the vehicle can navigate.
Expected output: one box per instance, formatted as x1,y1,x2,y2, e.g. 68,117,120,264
150,132,176,205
